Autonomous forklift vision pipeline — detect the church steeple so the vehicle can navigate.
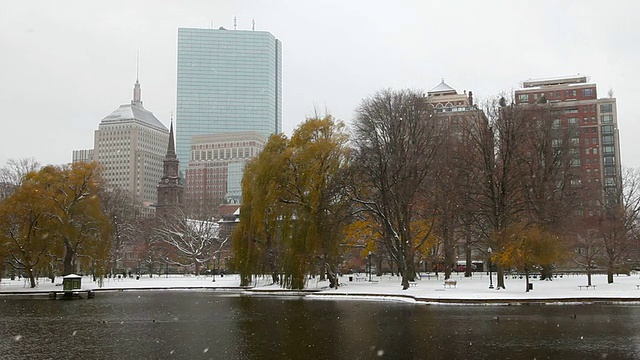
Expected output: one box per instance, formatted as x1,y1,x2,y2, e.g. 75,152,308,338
156,115,183,219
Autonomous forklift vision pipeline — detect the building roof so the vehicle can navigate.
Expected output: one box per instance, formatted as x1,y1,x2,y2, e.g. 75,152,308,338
428,79,457,95
191,131,267,145
522,75,587,88
101,104,168,132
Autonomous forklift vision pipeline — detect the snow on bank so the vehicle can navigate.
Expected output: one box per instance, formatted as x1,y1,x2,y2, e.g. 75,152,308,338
2,272,640,304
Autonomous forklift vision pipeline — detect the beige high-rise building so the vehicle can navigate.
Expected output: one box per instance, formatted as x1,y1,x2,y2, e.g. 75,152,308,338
93,79,169,216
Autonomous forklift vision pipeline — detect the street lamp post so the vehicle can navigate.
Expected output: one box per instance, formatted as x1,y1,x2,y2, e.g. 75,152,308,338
212,256,217,283
488,247,494,289
368,252,372,282
165,253,169,278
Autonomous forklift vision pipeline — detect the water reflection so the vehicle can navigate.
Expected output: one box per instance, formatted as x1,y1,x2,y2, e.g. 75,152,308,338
1,292,640,359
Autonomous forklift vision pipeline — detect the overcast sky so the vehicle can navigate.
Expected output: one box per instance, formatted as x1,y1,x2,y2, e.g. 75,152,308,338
1,1,639,168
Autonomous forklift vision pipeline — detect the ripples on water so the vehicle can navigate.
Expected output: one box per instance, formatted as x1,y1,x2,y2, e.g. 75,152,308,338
1,291,640,359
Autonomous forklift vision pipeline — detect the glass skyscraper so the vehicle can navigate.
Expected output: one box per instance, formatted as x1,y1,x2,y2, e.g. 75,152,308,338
176,28,282,173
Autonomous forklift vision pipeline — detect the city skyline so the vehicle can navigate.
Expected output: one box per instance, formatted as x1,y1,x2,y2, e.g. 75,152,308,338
1,1,639,168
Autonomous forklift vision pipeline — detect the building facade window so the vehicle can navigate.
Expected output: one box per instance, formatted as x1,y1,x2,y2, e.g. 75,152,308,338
601,115,613,123
602,125,614,134
600,104,613,113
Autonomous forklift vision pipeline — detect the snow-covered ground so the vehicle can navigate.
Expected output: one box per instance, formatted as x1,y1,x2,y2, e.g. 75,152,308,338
2,272,640,303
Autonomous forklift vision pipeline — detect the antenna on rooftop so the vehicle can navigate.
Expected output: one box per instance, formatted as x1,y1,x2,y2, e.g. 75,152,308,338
210,21,214,29
136,50,140,82
234,15,237,30
252,19,255,31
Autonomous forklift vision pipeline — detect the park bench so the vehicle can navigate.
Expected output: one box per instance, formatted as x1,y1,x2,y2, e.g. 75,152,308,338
444,280,457,288
578,285,597,290
409,281,417,287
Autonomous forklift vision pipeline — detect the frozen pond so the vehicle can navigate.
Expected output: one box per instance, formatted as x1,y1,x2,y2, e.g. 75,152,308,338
1,291,640,359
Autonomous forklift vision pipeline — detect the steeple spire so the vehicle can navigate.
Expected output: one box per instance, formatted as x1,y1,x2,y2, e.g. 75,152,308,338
166,116,176,158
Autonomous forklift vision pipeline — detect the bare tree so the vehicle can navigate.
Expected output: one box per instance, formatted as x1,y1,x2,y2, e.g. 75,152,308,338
572,219,604,286
154,208,227,275
519,106,581,279
459,97,529,288
460,97,576,288
99,188,140,275
428,111,484,279
350,89,443,290
0,158,41,199
597,167,640,283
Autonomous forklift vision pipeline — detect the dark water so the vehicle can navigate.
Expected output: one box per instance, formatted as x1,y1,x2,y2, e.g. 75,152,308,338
1,291,640,360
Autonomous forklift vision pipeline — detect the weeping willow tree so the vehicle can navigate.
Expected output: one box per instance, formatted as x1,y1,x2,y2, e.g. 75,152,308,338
233,116,352,289
234,134,290,287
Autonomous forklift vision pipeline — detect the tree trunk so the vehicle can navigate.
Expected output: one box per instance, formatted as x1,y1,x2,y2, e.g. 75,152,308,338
27,268,36,288
587,269,592,286
607,266,614,284
269,261,279,284
63,245,76,276
326,262,339,288
496,264,506,289
464,246,473,278
399,259,410,290
400,271,410,290
48,264,55,283
524,266,530,292
443,226,454,280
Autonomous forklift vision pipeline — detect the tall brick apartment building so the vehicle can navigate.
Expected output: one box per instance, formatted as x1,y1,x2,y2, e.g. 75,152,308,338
514,75,622,210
